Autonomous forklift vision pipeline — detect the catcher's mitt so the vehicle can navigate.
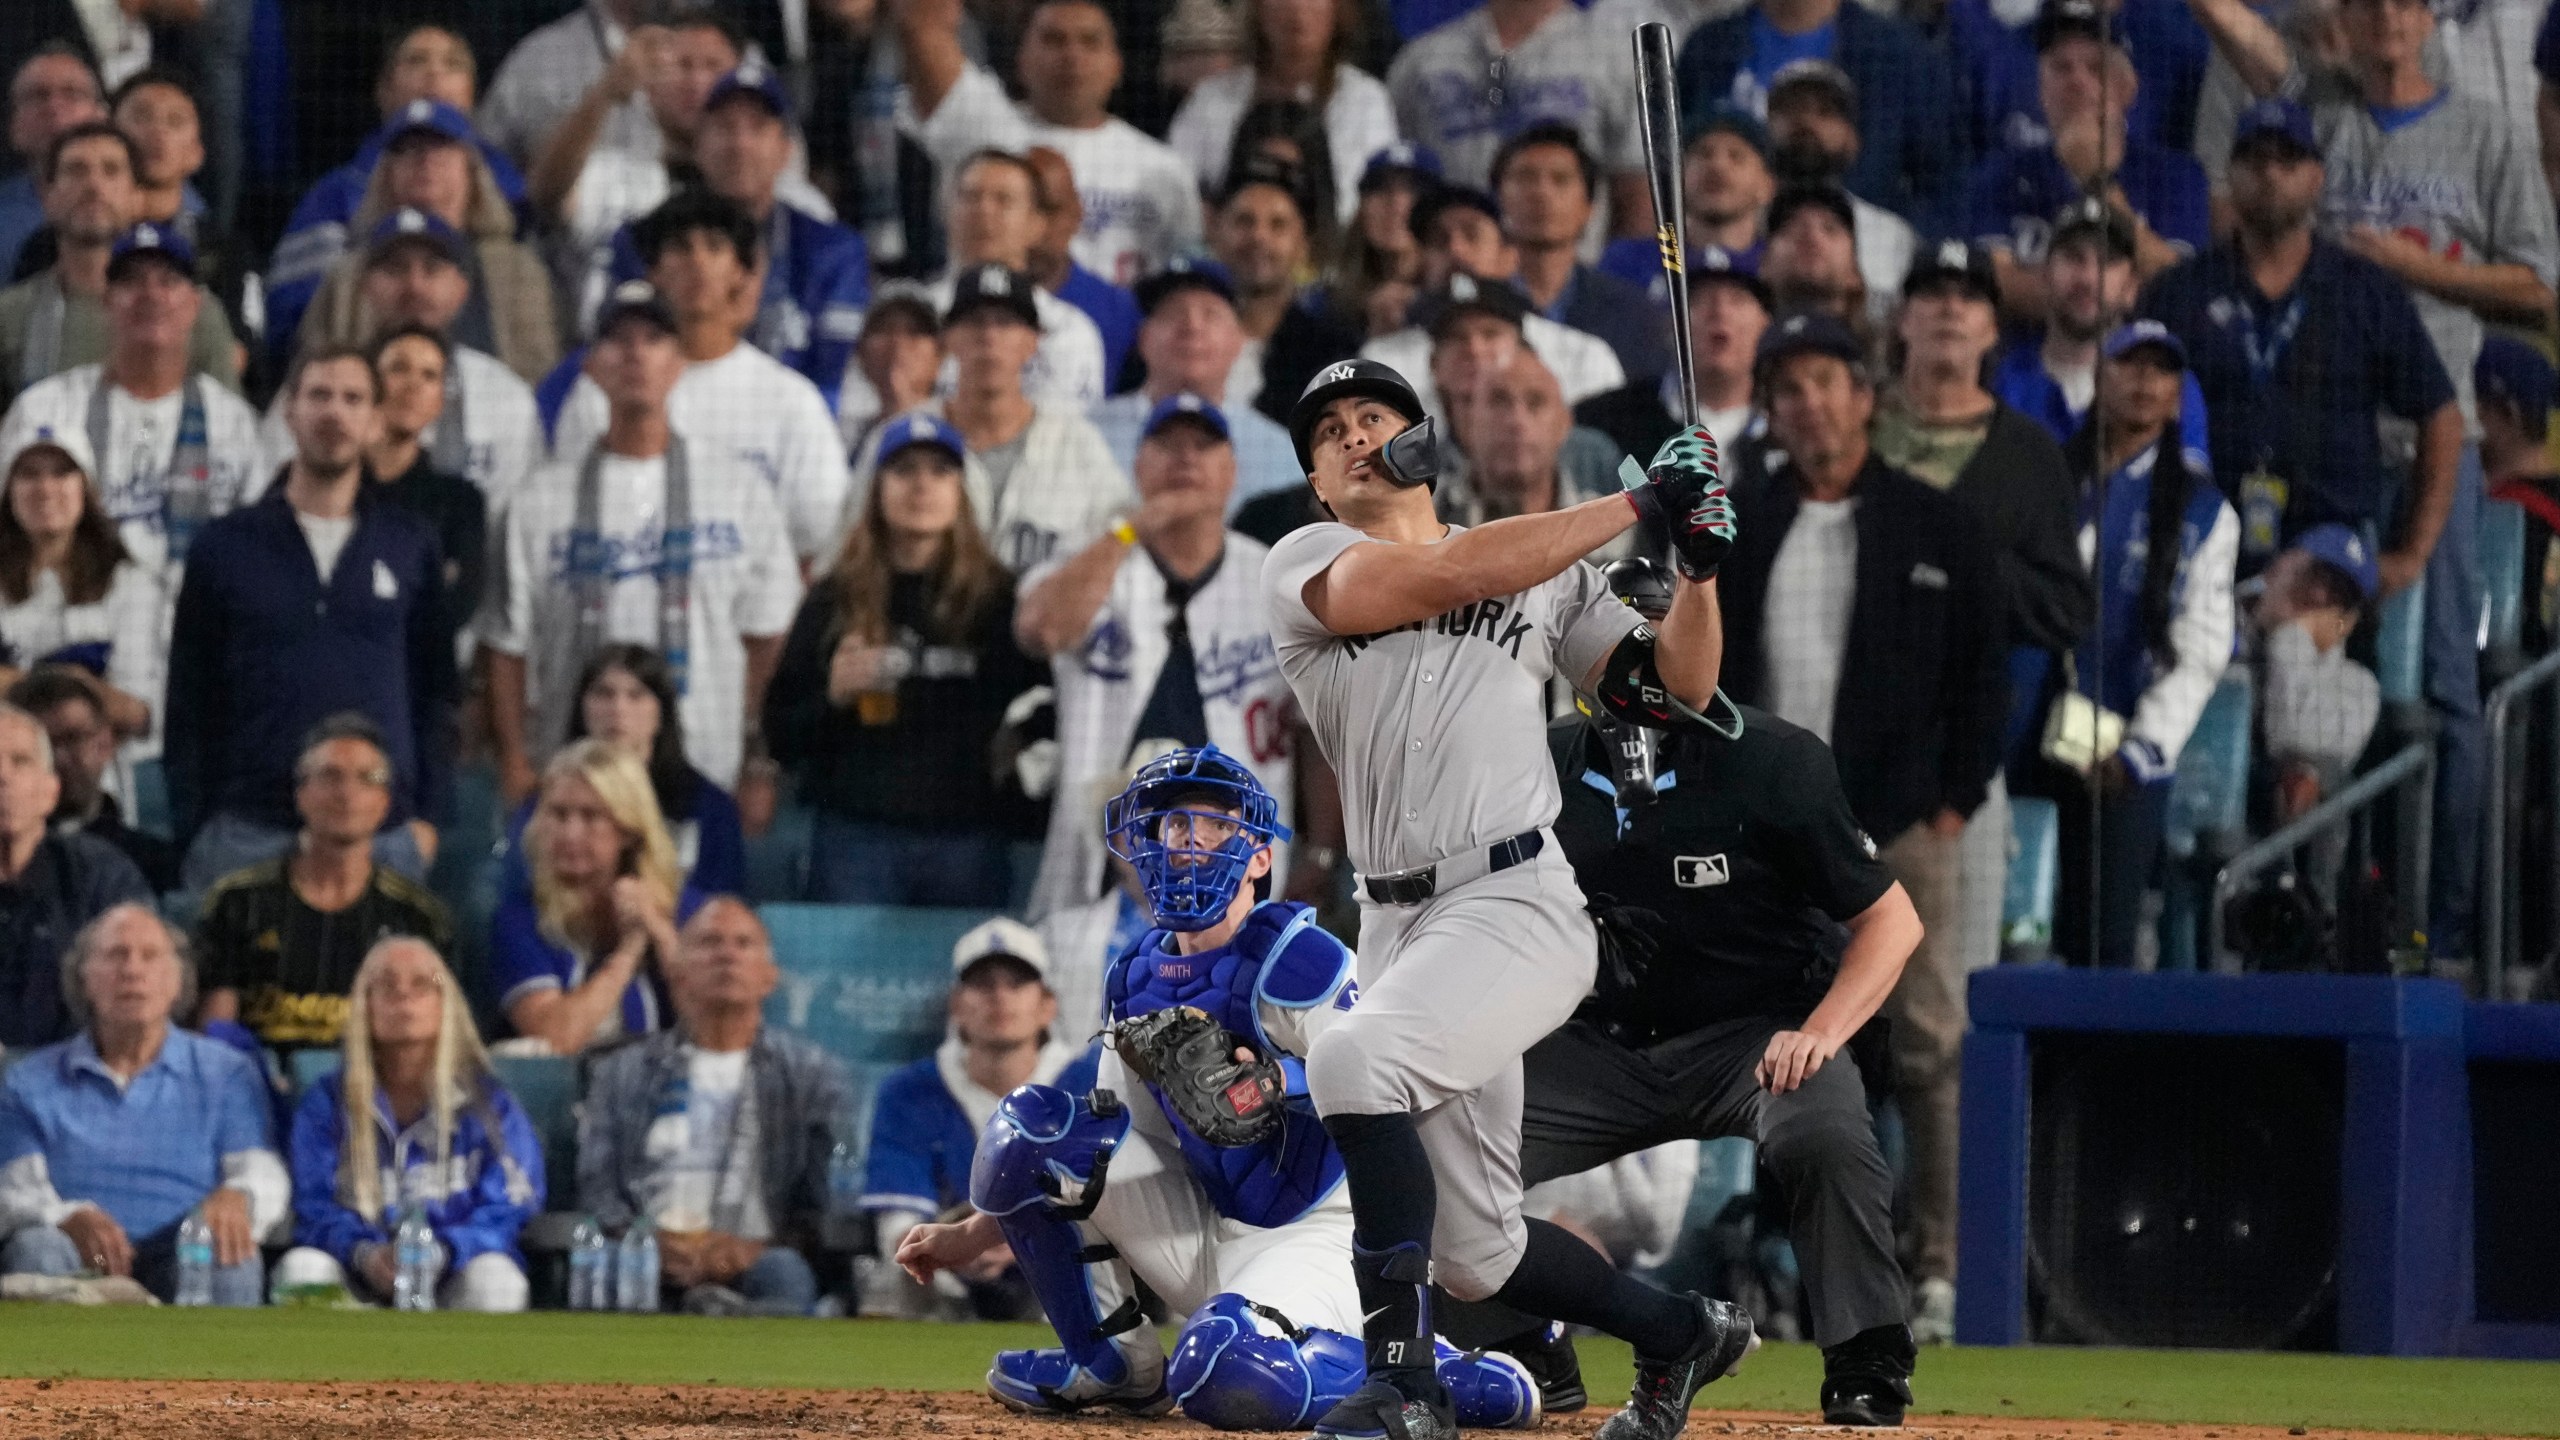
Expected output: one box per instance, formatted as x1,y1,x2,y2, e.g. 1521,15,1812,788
1108,1005,1285,1147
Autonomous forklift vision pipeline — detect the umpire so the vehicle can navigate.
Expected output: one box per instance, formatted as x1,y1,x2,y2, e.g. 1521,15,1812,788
1461,557,1925,1427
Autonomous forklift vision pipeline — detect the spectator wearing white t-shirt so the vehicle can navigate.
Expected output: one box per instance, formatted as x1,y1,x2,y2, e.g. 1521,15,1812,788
0,224,261,593
480,282,802,809
255,208,540,512
897,0,1204,285
1167,0,1398,227
848,266,1130,578
478,0,663,171
837,150,1109,435
548,192,851,566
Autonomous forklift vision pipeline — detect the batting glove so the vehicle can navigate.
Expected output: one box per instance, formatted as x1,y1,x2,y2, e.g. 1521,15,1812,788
1621,424,1735,581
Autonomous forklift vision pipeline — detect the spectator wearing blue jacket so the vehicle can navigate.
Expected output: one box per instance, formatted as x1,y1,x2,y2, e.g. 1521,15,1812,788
859,919,1098,1319
2037,323,2238,968
274,937,543,1311
1676,0,1959,230
1962,0,2208,319
1944,0,2208,160
164,346,457,901
266,27,526,370
599,63,867,410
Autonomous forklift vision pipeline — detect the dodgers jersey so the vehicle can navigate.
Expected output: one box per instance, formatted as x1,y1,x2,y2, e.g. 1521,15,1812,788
1025,532,1293,920
1262,522,1641,878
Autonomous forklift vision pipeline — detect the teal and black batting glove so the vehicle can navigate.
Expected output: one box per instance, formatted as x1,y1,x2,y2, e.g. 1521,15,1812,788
1619,424,1735,581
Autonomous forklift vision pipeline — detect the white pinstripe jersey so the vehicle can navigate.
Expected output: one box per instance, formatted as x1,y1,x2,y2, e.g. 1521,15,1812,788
1023,533,1296,921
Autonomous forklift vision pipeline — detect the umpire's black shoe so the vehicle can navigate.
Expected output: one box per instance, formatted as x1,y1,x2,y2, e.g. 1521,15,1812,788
1593,1294,1758,1440
1819,1323,1917,1427
1498,1321,1587,1414
1310,1376,1457,1440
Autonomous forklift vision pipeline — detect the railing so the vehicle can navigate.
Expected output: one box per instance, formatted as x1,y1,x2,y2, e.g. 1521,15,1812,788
2207,738,2436,972
2480,647,2560,999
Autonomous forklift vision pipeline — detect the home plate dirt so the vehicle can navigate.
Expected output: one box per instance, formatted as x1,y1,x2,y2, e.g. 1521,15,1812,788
0,1381,2518,1440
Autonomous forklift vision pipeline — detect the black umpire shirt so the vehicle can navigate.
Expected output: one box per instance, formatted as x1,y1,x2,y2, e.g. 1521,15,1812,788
1548,706,1895,1040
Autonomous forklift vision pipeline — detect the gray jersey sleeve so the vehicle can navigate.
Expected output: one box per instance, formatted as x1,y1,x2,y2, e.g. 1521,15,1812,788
1261,522,1371,645
1552,560,1647,694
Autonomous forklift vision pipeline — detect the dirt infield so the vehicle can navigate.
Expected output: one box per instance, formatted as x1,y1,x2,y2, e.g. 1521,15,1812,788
0,1380,2520,1440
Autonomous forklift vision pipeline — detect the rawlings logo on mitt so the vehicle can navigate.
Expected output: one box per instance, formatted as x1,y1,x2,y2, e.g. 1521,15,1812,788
1108,1005,1285,1147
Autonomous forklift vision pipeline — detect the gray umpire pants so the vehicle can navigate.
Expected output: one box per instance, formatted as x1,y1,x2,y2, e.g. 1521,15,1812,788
1516,1015,1907,1348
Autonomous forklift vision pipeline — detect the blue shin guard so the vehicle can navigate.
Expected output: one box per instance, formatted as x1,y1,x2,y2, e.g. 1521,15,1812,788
969,1086,1166,1414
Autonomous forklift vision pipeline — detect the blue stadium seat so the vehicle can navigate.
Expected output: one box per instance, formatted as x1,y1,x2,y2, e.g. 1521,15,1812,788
287,1047,335,1094
758,903,999,1156
2159,671,2255,971
2375,576,2427,707
490,1053,579,1212
2002,797,2060,961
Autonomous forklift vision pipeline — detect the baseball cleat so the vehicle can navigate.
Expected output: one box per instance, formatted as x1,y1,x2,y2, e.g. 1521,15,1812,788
1593,1293,1758,1440
986,1345,1175,1417
1437,1337,1544,1429
1497,1320,1588,1414
1309,1375,1458,1440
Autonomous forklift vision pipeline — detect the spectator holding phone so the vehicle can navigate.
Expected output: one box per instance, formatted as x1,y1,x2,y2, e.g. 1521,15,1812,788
493,740,705,1055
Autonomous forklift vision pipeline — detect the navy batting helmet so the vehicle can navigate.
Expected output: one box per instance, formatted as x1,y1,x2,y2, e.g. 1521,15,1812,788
1287,358,1426,473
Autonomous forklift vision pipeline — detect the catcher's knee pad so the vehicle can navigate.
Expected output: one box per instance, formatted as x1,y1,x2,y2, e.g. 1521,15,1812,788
970,1085,1142,1378
1167,1293,1365,1430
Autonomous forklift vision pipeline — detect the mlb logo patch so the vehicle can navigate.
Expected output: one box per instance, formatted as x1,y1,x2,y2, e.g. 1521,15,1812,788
1674,854,1730,888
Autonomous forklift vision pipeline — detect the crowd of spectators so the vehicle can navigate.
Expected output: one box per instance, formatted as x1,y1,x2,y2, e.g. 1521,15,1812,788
0,0,2545,1344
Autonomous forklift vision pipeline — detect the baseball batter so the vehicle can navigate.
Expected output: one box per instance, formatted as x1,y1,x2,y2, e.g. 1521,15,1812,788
1267,359,1754,1440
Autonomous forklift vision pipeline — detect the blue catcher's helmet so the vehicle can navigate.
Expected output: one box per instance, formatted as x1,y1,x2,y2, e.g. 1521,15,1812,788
1104,746,1292,932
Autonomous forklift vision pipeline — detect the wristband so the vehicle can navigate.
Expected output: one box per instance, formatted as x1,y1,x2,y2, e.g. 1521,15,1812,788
1110,518,1138,547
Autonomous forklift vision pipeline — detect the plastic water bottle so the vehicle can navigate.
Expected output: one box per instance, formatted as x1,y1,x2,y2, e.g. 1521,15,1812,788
173,1207,216,1307
615,1215,660,1313
567,1216,608,1311
827,1140,861,1219
391,1203,438,1312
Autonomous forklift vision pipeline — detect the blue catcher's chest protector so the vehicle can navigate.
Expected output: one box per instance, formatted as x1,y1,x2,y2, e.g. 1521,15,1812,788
1107,902,1350,1229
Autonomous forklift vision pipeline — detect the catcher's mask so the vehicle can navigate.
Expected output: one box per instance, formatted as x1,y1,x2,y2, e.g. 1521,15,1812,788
1104,745,1293,932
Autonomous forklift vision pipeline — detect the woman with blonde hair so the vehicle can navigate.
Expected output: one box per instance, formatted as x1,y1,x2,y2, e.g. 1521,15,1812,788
275,937,544,1310
491,739,705,1053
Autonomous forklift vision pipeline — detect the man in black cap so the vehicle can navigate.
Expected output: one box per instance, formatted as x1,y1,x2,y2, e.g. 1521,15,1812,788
1759,182,1869,332
1363,258,1625,419
1871,238,2086,1150
1763,62,1918,330
1577,246,1774,474
1714,309,2005,1347
1992,194,2203,457
1092,258,1302,510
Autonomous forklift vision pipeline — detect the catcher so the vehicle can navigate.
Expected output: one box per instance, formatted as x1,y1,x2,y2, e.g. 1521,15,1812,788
894,746,1541,1430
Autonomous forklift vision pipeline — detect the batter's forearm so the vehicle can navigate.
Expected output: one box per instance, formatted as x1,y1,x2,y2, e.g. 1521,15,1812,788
1651,578,1723,713
1802,883,1921,1047
1308,496,1638,636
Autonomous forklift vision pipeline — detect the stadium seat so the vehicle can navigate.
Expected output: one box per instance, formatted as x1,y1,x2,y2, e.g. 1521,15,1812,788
287,1047,335,1093
2375,577,2426,707
758,904,1000,1156
2003,797,2060,961
491,1052,581,1211
2159,671,2255,972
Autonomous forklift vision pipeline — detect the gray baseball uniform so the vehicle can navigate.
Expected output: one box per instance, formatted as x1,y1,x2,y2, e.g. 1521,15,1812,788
1262,519,1644,1299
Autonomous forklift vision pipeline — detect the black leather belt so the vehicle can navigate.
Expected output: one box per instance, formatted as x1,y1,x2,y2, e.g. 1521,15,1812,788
1361,829,1545,906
